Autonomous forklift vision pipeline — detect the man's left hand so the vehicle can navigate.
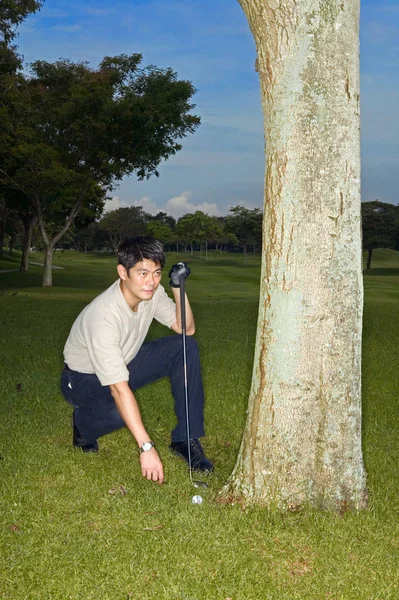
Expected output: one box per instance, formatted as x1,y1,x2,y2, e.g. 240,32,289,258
140,448,164,484
169,262,191,288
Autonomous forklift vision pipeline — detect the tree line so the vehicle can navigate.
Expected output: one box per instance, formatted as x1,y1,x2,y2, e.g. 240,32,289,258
362,200,399,268
3,195,398,271
48,200,399,267
25,204,263,259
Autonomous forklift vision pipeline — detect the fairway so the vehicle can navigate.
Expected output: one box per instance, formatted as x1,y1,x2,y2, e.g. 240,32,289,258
1,249,399,599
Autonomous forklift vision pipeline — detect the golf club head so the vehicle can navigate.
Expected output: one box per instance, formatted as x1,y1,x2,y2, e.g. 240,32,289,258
192,480,208,489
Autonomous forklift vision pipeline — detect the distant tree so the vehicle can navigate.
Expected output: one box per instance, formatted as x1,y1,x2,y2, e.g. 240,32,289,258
0,194,9,256
19,201,37,271
175,213,198,254
361,201,399,269
6,188,37,269
146,219,174,249
204,216,223,259
152,211,176,231
68,221,99,253
66,221,109,253
99,206,149,253
175,211,218,259
4,202,22,254
0,54,200,285
226,205,263,263
213,216,239,252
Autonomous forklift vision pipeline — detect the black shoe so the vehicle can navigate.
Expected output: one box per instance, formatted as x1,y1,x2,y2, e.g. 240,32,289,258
72,414,98,453
170,439,213,472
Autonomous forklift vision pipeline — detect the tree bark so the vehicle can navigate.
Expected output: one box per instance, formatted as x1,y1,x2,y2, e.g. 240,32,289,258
224,0,366,510
0,204,9,260
8,233,16,255
42,244,55,286
20,214,37,272
0,222,4,258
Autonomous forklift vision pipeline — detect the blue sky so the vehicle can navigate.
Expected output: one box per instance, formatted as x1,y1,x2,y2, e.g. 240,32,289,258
18,0,399,217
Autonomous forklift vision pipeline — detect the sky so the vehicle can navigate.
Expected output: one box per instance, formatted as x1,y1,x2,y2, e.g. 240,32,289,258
18,0,399,218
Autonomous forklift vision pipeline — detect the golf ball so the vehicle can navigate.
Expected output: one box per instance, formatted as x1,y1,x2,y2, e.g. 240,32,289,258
191,494,203,505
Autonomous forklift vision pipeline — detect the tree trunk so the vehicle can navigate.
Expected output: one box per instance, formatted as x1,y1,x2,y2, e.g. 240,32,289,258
0,222,4,258
0,205,9,259
34,190,85,287
366,247,372,270
224,0,366,510
242,243,248,265
20,214,37,272
42,244,54,287
8,233,16,255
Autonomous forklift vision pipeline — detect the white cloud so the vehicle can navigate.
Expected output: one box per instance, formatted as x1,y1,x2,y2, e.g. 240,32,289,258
131,196,159,215
165,192,221,218
105,191,221,219
104,195,125,213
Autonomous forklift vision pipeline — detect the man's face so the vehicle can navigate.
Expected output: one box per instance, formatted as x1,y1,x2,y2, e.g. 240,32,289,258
119,259,163,306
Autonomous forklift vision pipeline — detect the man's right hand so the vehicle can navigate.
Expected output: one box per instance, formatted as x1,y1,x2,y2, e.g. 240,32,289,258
140,448,164,484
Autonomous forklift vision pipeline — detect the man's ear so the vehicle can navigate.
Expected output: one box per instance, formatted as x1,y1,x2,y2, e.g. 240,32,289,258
117,264,128,280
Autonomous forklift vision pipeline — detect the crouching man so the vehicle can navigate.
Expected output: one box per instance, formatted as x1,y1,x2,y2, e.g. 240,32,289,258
60,236,213,484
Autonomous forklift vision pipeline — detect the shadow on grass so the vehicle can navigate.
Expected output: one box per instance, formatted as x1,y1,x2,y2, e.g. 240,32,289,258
363,268,399,277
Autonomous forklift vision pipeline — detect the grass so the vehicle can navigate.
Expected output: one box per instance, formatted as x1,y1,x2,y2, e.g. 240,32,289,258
1,248,399,599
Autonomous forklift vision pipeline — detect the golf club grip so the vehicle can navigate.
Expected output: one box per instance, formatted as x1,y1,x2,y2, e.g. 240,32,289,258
179,275,186,333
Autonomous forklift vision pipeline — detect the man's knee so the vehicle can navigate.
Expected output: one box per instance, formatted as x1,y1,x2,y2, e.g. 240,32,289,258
167,334,198,354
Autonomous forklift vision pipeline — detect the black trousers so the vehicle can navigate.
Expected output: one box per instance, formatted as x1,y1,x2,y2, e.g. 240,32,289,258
60,335,205,444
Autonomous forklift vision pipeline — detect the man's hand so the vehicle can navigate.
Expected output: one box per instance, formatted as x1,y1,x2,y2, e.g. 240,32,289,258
140,448,164,484
169,262,191,288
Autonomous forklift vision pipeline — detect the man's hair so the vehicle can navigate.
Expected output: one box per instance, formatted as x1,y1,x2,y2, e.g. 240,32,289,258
117,236,165,272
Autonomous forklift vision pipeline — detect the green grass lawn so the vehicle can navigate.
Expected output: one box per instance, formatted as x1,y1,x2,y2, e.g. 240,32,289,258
1,248,399,599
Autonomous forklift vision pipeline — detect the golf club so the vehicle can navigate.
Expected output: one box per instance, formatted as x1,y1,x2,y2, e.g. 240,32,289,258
178,263,208,490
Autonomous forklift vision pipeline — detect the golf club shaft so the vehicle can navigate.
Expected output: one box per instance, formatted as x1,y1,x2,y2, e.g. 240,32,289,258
179,274,192,481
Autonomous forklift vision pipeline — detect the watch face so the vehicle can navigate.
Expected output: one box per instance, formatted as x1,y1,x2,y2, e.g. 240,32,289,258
142,442,153,452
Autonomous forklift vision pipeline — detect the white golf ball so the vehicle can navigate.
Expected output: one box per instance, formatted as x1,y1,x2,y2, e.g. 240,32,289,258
191,494,203,505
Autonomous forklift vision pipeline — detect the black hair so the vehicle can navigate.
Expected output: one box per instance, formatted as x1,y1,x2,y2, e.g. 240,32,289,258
117,236,165,272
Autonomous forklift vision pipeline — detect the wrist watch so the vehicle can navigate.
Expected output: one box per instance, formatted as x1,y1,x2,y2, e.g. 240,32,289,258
139,441,155,453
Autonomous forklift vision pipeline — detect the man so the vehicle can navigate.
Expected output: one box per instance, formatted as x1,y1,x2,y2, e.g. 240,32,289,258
60,236,213,484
